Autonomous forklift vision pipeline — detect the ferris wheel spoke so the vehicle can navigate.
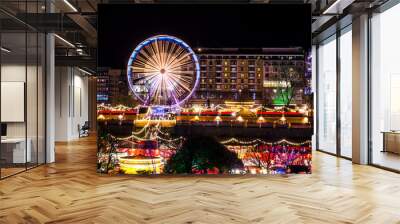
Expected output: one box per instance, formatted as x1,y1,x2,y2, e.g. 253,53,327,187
168,69,193,79
141,47,161,70
150,77,162,100
137,52,160,70
168,62,194,72
132,74,158,86
131,69,160,75
167,73,193,86
168,57,193,68
146,43,162,69
165,79,181,101
164,47,188,69
165,44,184,64
153,40,164,68
169,70,196,76
155,40,164,68
134,56,159,71
166,52,192,70
164,43,179,67
161,40,170,67
159,40,168,68
168,75,192,93
131,64,159,73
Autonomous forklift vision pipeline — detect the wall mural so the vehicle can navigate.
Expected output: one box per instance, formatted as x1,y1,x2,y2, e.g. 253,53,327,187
97,4,313,175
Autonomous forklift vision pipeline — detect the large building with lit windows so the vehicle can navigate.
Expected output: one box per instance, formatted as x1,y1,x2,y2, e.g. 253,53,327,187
190,48,311,106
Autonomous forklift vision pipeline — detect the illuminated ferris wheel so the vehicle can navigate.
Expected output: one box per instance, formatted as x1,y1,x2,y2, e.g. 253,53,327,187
127,35,200,107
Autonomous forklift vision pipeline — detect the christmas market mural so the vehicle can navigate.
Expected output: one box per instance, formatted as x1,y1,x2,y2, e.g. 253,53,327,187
96,33,313,175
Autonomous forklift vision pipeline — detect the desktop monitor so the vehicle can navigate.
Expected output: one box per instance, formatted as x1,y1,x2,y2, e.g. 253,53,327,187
1,123,7,137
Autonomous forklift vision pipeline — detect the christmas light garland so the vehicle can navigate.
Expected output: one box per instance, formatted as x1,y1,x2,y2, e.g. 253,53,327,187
220,138,311,146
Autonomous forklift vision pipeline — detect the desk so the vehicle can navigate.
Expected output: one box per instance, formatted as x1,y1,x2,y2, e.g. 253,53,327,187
1,138,31,163
382,131,400,154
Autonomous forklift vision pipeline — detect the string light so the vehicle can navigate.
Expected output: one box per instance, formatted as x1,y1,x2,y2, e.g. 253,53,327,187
220,138,311,146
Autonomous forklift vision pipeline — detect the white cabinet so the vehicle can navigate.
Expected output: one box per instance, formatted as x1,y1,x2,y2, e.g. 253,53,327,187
1,138,32,163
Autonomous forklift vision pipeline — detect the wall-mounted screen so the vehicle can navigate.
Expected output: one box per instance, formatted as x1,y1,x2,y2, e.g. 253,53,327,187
1,82,25,122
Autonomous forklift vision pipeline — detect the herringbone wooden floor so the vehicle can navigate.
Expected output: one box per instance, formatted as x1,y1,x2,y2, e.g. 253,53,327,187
1,136,400,224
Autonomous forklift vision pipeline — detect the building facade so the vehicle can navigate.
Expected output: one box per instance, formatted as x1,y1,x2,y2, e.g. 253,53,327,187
97,69,135,105
191,48,310,106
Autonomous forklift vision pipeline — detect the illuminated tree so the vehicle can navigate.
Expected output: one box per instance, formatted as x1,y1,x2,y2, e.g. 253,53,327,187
165,136,244,174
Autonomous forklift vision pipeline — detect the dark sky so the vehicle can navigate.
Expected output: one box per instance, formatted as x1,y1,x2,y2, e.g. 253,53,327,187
98,4,311,68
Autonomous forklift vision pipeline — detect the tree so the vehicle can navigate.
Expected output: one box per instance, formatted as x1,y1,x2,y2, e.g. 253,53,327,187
164,136,244,174
275,67,298,108
245,145,271,171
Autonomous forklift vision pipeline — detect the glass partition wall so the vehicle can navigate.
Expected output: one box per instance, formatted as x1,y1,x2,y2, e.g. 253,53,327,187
316,26,352,159
370,3,400,171
0,2,46,179
339,27,352,159
317,35,337,155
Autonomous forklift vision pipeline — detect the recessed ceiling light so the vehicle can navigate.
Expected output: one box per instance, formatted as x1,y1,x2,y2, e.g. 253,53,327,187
78,67,93,76
1,47,11,53
54,34,75,48
63,0,78,12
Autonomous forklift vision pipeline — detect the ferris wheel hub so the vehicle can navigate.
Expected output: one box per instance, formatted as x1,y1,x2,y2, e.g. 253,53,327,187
160,68,166,74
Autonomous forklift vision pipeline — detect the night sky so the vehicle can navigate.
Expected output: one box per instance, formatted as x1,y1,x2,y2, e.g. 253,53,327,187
98,4,311,69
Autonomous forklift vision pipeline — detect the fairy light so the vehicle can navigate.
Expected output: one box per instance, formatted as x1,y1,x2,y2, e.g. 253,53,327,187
220,137,311,146
237,116,244,122
192,105,202,113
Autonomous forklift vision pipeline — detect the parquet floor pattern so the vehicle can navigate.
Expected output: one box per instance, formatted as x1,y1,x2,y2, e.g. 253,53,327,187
1,136,400,224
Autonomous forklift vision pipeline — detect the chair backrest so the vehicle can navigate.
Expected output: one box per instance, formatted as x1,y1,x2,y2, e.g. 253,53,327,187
82,121,90,129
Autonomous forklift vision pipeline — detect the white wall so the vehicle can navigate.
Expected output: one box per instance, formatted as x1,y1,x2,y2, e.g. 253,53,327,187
55,67,89,141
